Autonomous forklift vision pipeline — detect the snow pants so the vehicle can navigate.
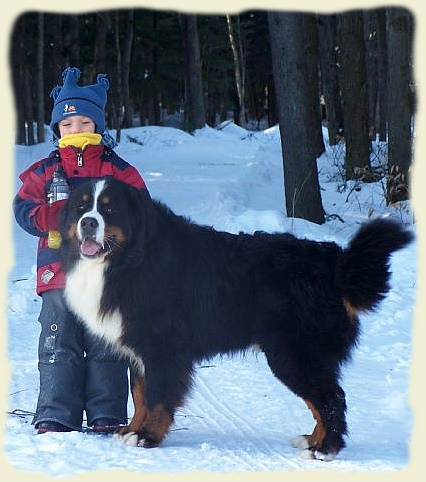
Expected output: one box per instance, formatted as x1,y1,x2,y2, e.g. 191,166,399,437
33,289,128,430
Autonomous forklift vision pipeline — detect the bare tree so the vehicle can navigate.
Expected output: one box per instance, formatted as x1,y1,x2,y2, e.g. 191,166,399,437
268,11,324,224
122,10,134,128
113,11,124,142
226,15,247,126
36,13,45,144
303,14,325,157
94,12,109,74
385,7,414,204
318,14,343,146
182,14,206,131
338,10,371,180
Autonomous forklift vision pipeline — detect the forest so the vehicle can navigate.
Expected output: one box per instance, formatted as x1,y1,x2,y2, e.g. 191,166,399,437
9,7,415,224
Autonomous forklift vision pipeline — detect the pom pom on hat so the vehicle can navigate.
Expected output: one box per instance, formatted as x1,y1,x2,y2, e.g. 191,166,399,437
50,67,109,139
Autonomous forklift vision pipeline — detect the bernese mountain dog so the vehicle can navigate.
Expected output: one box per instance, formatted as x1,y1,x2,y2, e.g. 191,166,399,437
60,177,413,460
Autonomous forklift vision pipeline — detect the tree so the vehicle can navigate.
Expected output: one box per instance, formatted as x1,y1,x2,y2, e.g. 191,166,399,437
10,14,35,145
182,14,206,131
302,14,325,157
111,11,124,141
122,10,134,128
226,14,247,127
375,9,388,142
36,13,45,144
385,7,414,204
318,14,343,146
338,10,371,180
94,13,109,75
268,11,324,224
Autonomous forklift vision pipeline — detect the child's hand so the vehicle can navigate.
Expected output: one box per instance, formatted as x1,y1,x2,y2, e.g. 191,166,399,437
48,199,68,231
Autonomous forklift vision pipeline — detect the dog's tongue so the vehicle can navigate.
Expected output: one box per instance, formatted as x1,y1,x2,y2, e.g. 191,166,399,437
80,238,102,256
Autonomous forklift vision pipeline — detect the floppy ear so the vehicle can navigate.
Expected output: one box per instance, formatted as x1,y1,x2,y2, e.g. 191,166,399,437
124,186,158,265
59,198,71,238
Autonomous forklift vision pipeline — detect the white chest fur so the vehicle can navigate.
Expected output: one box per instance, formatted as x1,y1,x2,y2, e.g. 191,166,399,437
64,258,146,375
64,259,123,344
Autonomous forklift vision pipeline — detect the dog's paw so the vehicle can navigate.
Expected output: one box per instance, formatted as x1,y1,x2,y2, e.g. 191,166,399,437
114,431,141,447
291,435,310,450
291,435,337,461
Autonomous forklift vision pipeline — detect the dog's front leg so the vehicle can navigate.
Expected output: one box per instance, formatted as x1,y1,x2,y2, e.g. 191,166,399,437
116,369,149,446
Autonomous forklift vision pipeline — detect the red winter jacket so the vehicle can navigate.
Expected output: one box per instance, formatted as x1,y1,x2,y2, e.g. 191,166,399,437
13,144,149,295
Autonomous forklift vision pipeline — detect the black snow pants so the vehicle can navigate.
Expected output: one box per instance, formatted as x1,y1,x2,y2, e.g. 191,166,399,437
33,289,128,430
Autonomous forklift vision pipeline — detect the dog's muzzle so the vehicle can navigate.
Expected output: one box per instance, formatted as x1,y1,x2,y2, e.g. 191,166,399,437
78,216,104,257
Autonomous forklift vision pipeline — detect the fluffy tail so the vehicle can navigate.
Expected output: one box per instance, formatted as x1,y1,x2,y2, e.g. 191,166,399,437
336,218,413,315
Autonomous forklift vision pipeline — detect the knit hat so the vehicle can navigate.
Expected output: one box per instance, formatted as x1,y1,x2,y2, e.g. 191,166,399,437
50,67,109,140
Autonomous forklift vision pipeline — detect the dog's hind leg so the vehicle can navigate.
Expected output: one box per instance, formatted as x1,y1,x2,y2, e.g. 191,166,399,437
263,347,347,460
291,386,347,460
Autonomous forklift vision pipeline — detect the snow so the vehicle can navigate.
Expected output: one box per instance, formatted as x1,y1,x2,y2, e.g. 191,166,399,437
3,122,418,479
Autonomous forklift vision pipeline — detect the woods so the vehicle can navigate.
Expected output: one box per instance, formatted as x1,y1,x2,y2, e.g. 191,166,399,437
9,7,415,223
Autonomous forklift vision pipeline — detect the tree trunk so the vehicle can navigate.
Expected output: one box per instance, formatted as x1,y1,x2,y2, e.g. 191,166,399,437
50,14,64,75
182,14,206,131
303,14,325,157
268,11,324,224
338,10,371,180
122,10,134,128
318,14,343,145
385,7,414,204
36,13,45,144
376,9,388,142
113,11,123,142
94,12,109,73
226,15,247,127
364,10,379,141
10,15,26,144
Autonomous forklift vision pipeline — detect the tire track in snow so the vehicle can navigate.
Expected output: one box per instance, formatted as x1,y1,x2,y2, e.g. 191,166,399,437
181,367,303,471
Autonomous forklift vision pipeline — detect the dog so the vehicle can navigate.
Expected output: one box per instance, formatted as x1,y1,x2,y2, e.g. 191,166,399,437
60,177,413,460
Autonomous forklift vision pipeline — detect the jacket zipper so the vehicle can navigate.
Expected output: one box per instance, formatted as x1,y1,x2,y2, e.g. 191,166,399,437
76,150,83,167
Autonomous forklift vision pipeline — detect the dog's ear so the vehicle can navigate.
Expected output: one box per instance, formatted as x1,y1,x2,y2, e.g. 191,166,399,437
125,185,157,264
59,198,70,238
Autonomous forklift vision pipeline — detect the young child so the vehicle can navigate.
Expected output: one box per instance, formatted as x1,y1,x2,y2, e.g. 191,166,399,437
13,66,150,434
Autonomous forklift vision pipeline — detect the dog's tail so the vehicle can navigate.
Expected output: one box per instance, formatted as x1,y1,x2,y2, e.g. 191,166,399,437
336,218,413,316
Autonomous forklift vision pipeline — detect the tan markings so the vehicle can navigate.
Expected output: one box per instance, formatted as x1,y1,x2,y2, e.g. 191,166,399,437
141,404,174,448
342,297,358,321
126,375,149,433
304,400,326,450
116,374,148,439
105,225,126,242
67,223,77,239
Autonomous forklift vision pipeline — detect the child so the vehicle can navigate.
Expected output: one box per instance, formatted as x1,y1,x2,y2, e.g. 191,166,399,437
13,66,150,434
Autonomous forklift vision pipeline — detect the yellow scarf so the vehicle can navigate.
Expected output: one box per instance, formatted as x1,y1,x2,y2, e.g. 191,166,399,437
58,132,102,150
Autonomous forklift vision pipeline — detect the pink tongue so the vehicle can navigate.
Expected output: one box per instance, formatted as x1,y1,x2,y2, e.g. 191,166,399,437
80,238,102,256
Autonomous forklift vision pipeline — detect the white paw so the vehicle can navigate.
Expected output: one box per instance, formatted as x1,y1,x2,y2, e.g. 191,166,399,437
114,431,139,447
291,435,309,450
313,449,337,461
292,435,337,461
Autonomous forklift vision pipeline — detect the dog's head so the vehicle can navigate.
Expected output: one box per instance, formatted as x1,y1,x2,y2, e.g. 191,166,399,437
61,178,152,264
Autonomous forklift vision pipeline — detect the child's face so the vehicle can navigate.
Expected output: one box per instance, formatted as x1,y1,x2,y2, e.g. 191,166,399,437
58,115,96,137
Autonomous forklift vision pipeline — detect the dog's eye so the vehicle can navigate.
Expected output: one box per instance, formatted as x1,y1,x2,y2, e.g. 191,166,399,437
77,202,88,211
103,206,115,215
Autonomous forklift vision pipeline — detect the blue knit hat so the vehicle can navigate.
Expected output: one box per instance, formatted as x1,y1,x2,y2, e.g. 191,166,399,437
50,67,109,139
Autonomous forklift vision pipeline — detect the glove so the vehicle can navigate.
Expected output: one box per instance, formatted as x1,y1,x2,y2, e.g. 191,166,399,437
47,199,67,249
47,199,68,231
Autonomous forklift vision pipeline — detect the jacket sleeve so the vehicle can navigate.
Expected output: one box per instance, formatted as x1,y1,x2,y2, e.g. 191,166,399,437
13,165,52,237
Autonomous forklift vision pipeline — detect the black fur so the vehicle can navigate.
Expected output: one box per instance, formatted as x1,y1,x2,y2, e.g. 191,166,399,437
60,179,413,458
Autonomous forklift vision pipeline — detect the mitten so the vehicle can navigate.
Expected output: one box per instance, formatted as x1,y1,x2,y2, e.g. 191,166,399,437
47,199,67,248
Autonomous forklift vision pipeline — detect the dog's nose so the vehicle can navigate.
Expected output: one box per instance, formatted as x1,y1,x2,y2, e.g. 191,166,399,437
80,217,99,238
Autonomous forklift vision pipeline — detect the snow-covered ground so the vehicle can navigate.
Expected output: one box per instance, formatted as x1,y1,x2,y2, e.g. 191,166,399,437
3,123,418,479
